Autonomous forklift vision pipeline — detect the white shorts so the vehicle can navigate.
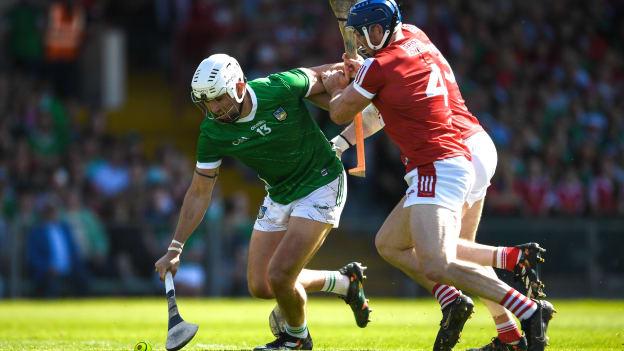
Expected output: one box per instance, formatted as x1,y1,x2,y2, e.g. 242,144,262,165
253,171,347,232
403,156,475,213
464,131,498,206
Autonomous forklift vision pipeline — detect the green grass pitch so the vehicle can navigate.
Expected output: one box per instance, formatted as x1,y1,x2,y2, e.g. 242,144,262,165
0,298,622,350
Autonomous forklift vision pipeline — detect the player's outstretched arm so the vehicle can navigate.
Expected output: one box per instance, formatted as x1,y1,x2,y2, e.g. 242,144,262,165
299,62,344,95
300,62,350,110
154,167,219,280
305,93,331,111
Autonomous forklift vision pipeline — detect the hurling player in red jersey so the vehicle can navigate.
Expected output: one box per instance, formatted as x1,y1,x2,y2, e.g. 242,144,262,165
321,1,554,350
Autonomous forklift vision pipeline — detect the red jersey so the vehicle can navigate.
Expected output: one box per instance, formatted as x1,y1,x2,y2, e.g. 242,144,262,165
555,179,585,215
402,24,484,140
353,24,472,172
514,177,552,216
589,176,617,214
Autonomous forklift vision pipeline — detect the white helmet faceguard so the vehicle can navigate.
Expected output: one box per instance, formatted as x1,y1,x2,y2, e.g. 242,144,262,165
191,53,246,123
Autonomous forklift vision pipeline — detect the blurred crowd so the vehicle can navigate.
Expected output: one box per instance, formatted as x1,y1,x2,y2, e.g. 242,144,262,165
0,0,622,297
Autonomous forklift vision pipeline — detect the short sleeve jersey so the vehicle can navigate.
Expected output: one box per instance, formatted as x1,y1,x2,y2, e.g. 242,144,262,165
402,24,483,140
353,24,473,173
196,69,343,204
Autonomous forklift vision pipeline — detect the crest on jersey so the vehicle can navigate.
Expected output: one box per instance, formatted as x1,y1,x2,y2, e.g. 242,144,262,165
257,205,267,219
273,107,288,121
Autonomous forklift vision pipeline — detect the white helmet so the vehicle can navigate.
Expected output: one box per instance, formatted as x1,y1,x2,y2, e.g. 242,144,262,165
191,53,246,122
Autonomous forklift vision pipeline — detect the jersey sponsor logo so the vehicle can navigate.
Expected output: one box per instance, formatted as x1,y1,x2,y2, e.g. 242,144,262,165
250,120,265,130
251,120,272,136
232,136,249,146
313,204,331,211
273,107,288,121
417,163,437,197
399,39,428,57
257,205,267,219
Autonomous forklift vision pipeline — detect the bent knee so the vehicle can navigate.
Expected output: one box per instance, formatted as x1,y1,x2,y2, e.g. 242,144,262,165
375,236,393,260
374,230,406,260
267,267,296,291
248,281,274,299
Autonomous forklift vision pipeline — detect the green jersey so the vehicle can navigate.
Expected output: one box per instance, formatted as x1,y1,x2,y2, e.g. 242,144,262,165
196,69,343,204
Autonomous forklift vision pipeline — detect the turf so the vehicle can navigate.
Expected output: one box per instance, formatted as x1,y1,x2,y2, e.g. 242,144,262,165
0,298,622,350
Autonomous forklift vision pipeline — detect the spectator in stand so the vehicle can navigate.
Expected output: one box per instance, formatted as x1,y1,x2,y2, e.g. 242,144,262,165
223,191,254,296
62,188,110,276
43,0,86,97
487,153,523,215
589,158,619,216
0,0,623,298
554,167,585,216
88,138,130,198
5,0,45,74
26,196,88,297
514,157,553,216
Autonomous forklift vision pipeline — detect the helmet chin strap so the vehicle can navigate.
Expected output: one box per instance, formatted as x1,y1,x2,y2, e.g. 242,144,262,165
361,20,402,51
362,26,391,51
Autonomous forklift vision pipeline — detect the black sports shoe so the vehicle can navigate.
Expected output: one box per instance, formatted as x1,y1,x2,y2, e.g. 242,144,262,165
513,243,547,299
467,336,528,351
253,332,313,350
433,294,474,351
520,300,555,351
338,262,371,328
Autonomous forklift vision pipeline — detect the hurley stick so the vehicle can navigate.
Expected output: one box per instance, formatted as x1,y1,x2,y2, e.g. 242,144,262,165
165,272,198,351
329,0,366,177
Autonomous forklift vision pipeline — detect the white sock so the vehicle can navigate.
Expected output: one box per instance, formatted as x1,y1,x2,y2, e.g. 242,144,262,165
285,321,309,338
320,271,350,296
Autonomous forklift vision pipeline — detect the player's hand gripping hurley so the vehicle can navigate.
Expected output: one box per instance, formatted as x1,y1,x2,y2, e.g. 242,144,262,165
329,0,366,177
164,272,198,351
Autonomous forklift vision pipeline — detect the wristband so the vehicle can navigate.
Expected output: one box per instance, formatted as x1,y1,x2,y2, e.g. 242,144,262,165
168,239,184,254
332,134,352,152
171,239,185,248
168,246,182,254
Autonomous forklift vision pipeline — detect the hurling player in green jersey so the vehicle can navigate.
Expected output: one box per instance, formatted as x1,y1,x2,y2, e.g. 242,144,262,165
154,54,370,350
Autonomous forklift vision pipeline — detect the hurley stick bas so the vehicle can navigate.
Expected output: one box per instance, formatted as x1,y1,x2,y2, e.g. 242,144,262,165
165,271,198,351
329,0,366,177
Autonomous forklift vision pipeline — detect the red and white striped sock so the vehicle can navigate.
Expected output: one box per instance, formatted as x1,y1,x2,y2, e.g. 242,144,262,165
432,284,461,310
500,289,537,320
496,320,523,344
495,247,521,271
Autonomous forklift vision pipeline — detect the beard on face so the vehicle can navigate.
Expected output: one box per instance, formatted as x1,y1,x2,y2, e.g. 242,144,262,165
214,97,243,123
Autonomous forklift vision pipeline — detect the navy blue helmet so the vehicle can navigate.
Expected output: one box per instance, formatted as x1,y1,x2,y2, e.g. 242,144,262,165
346,0,402,50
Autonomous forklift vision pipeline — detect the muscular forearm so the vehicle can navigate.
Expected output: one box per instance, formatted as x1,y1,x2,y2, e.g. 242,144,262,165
171,189,212,244
331,104,384,151
305,93,330,111
328,89,352,125
307,62,343,77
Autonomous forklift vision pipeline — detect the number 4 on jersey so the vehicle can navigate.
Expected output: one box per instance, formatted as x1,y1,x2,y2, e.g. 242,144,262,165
425,64,448,107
